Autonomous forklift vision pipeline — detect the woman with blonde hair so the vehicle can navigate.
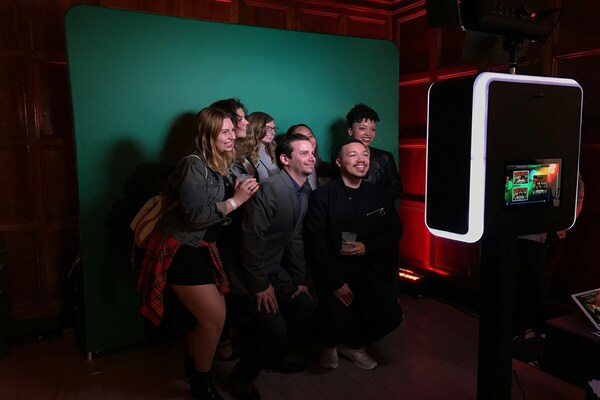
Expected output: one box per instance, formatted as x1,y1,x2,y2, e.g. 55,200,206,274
210,98,256,181
137,107,259,399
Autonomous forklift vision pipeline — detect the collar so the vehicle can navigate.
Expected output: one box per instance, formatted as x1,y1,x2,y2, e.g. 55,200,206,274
283,169,304,193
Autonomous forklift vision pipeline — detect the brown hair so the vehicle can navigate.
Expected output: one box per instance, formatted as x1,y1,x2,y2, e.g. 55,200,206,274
238,111,275,163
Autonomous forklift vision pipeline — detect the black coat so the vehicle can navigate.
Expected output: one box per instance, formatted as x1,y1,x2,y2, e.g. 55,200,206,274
365,146,403,201
305,179,403,292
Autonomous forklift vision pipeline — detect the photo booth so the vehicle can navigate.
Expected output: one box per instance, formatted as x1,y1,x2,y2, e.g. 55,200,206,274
425,71,583,400
426,72,583,243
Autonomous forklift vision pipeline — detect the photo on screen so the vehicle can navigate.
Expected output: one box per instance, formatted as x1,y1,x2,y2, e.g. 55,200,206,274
504,159,562,208
513,170,529,185
512,186,528,202
571,288,600,331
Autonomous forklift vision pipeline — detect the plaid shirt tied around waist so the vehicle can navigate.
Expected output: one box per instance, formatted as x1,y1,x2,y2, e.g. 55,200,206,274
137,229,229,325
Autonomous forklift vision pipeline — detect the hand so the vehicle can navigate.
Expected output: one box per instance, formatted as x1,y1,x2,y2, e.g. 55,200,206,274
291,285,313,300
334,283,353,306
340,242,365,256
255,284,278,313
233,177,259,205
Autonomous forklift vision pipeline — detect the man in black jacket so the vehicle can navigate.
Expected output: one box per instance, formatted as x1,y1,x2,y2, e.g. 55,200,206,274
346,103,403,203
305,138,403,371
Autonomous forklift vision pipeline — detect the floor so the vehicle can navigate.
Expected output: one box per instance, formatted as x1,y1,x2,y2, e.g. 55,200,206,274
0,295,586,400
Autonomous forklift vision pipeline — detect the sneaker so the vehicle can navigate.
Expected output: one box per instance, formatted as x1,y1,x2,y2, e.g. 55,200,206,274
338,345,378,370
319,347,339,369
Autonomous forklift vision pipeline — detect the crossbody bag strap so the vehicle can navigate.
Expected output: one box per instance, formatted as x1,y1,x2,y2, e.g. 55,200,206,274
186,153,207,178
242,158,257,178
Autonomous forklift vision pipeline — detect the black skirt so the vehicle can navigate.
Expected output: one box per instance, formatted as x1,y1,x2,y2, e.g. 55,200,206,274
166,244,215,286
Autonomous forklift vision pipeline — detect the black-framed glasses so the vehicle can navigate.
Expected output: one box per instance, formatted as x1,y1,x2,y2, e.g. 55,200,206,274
266,126,278,133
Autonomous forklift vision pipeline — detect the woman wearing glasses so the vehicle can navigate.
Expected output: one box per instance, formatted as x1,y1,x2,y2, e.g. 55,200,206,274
240,111,280,181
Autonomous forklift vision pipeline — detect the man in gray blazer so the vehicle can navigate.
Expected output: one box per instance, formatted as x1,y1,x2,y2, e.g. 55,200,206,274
228,134,316,400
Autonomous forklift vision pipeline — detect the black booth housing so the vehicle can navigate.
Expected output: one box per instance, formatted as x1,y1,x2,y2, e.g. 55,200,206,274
426,72,582,242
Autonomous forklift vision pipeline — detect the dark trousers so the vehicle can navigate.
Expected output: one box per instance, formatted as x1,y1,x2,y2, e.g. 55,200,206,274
316,270,402,349
229,278,315,384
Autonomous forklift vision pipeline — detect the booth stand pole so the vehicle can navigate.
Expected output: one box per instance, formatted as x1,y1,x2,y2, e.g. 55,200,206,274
477,234,519,400
502,35,524,75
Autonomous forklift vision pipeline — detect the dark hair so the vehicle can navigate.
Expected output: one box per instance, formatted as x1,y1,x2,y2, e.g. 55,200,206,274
210,98,248,162
335,137,365,159
285,123,321,160
285,124,311,136
209,98,247,125
275,133,311,169
346,103,380,127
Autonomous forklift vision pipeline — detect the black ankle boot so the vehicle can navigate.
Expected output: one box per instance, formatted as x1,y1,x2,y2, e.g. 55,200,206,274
189,370,223,400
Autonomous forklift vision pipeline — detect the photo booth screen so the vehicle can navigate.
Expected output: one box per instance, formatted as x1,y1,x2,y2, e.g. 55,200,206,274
504,159,562,208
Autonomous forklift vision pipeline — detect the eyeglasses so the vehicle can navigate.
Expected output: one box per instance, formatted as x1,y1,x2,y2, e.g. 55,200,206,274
266,126,278,133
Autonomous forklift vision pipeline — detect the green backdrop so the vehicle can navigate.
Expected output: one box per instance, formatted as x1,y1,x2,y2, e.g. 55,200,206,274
65,5,399,352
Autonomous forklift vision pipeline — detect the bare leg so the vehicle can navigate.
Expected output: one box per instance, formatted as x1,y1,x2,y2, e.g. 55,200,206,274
171,283,226,372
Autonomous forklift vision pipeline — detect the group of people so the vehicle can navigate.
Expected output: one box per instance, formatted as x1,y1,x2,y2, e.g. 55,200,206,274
137,100,404,400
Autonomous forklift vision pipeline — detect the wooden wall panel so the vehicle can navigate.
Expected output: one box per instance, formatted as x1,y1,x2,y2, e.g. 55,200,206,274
98,0,167,15
239,0,291,30
556,143,600,298
4,231,74,321
168,0,236,23
346,15,388,39
556,51,600,145
0,149,34,225
398,138,425,197
39,230,80,310
0,60,27,139
297,9,341,35
0,0,21,50
552,145,600,297
399,79,429,138
397,12,429,75
39,148,79,222
556,0,600,54
551,218,600,301
398,199,429,268
34,63,73,139
20,0,95,56
0,232,42,319
431,236,479,277
439,26,466,68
